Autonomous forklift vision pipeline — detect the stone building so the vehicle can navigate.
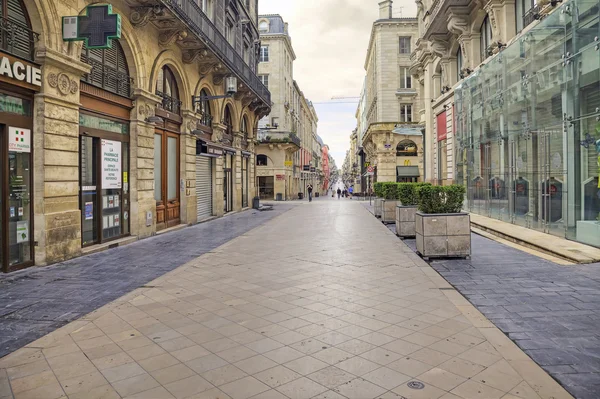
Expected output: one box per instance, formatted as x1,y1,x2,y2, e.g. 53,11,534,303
0,0,270,272
411,0,600,247
356,0,423,188
256,14,322,200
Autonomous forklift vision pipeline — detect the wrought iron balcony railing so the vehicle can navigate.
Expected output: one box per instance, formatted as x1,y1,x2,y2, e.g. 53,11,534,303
523,5,541,28
163,0,271,107
156,91,182,114
0,16,39,62
257,131,301,147
81,57,134,98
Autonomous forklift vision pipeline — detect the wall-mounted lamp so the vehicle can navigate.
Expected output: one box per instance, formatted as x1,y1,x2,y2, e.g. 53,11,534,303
146,115,163,124
191,76,238,109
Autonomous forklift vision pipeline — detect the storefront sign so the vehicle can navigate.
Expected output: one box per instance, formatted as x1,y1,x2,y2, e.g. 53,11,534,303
0,54,41,89
8,127,31,153
16,221,28,244
102,139,122,189
276,174,285,180
437,111,447,142
63,5,122,49
285,161,293,167
303,165,310,171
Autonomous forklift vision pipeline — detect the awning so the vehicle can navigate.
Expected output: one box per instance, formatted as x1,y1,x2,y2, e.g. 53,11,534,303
397,166,420,177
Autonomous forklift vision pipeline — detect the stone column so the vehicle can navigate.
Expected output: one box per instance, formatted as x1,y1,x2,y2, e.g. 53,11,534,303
233,132,243,211
131,89,161,238
35,48,90,265
213,123,226,217
181,109,199,225
422,53,435,183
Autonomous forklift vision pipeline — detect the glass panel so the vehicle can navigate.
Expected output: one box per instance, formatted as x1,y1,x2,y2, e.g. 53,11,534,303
79,114,129,134
154,134,162,201
101,188,121,241
80,136,98,246
167,136,177,200
8,149,32,265
0,94,31,116
122,142,130,236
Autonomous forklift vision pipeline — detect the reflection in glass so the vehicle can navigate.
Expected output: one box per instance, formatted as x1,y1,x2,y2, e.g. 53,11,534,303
168,137,177,199
8,150,32,265
154,134,162,201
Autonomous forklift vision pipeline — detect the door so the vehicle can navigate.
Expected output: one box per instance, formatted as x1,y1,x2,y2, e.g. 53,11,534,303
155,130,180,230
196,156,213,221
223,153,233,213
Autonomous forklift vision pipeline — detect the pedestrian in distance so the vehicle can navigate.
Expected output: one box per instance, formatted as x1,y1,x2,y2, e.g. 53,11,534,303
307,184,313,202
337,188,342,199
348,186,354,199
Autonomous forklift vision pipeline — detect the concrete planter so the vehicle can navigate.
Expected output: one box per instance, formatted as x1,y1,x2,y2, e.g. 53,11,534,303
374,198,383,218
395,205,418,238
382,200,398,223
415,212,471,259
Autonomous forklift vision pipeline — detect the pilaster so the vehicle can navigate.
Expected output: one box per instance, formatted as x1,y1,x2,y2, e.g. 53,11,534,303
181,109,199,225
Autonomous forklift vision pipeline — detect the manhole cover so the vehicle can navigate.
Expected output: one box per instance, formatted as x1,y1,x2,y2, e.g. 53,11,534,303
407,381,425,390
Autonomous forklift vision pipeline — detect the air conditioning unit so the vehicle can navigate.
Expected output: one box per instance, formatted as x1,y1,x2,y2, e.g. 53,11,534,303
225,77,238,96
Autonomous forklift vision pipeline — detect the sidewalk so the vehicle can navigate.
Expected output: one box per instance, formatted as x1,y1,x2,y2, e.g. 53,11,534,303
0,200,570,399
0,205,293,359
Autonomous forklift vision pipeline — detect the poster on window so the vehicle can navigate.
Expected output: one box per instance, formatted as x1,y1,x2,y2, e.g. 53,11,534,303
8,127,31,153
102,139,122,189
16,221,28,243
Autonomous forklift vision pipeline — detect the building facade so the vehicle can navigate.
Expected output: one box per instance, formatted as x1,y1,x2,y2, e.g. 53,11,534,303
256,14,322,200
412,0,600,248
0,0,270,272
356,0,423,189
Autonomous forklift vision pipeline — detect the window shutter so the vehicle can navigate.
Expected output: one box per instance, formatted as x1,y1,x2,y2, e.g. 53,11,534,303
3,0,35,60
80,41,131,97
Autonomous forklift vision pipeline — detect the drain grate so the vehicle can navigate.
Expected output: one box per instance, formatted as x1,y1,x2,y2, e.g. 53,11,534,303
407,381,425,390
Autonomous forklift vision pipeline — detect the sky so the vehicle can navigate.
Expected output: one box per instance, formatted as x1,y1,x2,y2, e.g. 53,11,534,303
258,0,417,168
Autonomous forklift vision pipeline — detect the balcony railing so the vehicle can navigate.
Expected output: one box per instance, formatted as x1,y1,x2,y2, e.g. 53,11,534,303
81,57,134,98
523,5,541,27
0,16,39,62
156,91,182,114
257,131,301,147
163,0,271,107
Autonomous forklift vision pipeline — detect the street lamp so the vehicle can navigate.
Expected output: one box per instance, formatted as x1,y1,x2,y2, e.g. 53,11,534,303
191,76,238,109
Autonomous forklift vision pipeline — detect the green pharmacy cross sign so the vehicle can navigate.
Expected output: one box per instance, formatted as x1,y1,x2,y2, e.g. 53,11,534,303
63,5,122,49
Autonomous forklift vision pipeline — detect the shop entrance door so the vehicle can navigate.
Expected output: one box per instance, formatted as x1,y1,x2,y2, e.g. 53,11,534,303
155,131,180,230
223,153,233,213
537,128,565,236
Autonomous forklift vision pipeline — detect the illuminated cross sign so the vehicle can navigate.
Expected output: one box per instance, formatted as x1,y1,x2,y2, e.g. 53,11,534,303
63,5,121,49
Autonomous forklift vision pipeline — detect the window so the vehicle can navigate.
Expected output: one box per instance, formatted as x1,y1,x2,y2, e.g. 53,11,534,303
260,46,269,62
259,21,269,33
457,46,463,81
0,0,36,61
259,74,269,89
400,104,412,122
224,105,233,138
257,155,268,166
196,89,212,128
80,40,132,98
156,65,180,114
226,19,235,46
241,116,249,142
397,140,418,156
201,0,214,21
243,43,250,64
516,0,536,32
399,37,411,54
399,67,412,89
480,16,492,62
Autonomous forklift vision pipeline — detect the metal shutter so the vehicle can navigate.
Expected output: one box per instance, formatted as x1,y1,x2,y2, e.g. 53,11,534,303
196,156,213,221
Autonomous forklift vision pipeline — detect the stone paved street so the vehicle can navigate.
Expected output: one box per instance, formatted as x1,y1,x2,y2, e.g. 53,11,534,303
0,200,570,399
0,205,292,359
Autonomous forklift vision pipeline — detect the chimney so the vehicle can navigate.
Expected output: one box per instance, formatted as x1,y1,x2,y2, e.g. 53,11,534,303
379,0,392,19
284,22,289,34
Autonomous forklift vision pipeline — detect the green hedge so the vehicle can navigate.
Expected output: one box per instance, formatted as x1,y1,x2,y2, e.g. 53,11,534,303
381,182,398,200
374,182,384,198
417,184,466,214
397,183,431,206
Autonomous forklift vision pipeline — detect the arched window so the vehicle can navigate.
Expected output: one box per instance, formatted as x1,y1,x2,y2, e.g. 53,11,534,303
1,0,37,61
156,66,181,114
480,16,492,62
256,154,268,166
196,89,213,128
397,140,418,156
456,46,463,81
259,21,269,33
224,105,233,137
241,116,249,142
81,41,132,98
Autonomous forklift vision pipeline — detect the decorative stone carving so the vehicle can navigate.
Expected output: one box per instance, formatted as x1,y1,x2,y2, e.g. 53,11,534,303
233,135,242,149
158,29,187,47
213,75,225,86
447,13,469,36
130,6,165,27
484,3,501,41
183,49,209,64
47,72,78,95
137,103,155,118
430,37,449,58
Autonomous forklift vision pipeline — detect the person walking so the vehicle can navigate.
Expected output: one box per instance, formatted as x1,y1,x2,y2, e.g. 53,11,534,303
307,184,313,202
337,188,342,199
348,186,354,199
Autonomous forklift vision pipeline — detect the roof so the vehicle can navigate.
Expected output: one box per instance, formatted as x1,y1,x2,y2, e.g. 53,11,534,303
258,14,285,34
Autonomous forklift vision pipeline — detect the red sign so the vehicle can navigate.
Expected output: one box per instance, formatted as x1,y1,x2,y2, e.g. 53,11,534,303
437,111,447,142
276,174,285,180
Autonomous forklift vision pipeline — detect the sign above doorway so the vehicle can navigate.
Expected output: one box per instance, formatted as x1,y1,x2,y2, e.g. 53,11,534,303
63,5,122,49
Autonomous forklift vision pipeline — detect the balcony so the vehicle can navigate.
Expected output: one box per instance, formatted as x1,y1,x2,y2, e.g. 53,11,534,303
257,131,301,147
422,0,473,39
131,0,271,110
0,16,39,62
523,4,541,28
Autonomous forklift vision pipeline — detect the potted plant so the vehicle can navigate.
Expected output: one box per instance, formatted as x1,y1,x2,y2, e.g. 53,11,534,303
373,182,384,218
381,182,399,223
396,183,429,238
415,184,471,259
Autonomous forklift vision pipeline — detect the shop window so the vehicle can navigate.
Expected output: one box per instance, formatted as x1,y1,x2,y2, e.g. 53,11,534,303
81,41,132,98
396,140,417,156
224,104,233,139
0,0,38,61
156,65,181,114
257,154,268,166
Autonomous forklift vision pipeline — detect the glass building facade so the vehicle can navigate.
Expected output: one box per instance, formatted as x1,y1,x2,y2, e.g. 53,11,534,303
455,0,600,248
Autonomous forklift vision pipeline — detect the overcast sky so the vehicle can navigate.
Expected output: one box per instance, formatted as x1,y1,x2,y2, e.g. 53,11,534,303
258,0,417,167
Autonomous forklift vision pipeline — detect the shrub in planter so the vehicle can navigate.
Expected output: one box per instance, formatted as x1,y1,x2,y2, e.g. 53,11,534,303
373,182,384,217
415,184,471,259
381,182,399,223
395,183,430,238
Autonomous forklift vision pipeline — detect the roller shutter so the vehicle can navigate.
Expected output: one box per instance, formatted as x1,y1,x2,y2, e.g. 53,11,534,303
196,156,213,221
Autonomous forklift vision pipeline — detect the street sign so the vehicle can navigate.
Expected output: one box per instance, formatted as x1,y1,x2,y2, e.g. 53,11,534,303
63,5,122,49
303,165,310,171
367,166,375,176
284,161,293,167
